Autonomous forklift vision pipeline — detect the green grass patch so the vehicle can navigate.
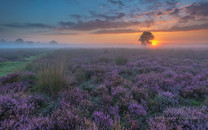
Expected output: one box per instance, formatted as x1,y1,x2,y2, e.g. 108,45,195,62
0,61,27,77
0,55,46,77
190,99,201,106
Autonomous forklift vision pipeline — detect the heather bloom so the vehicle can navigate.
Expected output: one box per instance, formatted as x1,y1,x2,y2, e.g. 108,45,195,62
0,94,43,129
111,86,127,98
160,91,178,103
92,111,113,129
0,95,17,111
1,49,208,129
51,107,82,129
148,106,208,129
128,103,146,116
100,94,113,105
62,88,88,105
0,72,20,85
25,117,53,130
109,106,119,118
93,85,108,96
0,81,32,94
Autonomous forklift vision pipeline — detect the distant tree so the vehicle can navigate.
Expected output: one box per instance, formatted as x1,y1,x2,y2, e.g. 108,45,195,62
15,38,24,43
26,41,34,44
0,39,6,43
139,31,154,47
49,40,58,45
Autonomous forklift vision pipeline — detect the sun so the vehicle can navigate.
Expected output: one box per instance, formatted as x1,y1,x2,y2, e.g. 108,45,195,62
150,40,158,46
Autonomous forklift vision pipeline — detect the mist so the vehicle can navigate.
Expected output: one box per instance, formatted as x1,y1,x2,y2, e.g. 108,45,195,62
1,41,208,50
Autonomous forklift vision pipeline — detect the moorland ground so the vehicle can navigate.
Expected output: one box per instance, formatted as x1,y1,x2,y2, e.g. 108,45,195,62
0,48,208,129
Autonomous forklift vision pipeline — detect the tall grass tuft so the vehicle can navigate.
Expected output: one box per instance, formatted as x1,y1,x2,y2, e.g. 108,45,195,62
115,56,128,66
35,62,67,96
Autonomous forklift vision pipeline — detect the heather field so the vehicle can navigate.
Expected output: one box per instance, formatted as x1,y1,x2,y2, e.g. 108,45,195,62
1,48,208,129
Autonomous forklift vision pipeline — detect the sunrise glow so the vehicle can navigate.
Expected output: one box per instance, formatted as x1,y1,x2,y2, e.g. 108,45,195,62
150,40,158,46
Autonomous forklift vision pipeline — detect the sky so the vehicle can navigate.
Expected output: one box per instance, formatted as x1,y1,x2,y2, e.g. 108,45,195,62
0,0,208,45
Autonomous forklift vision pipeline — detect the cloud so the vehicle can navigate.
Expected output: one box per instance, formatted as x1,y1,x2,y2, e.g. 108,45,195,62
93,22,208,34
107,0,125,7
93,29,142,34
89,11,125,21
3,23,55,29
150,22,208,32
176,2,208,24
41,32,78,35
59,19,146,31
139,0,159,4
135,8,180,18
166,0,179,8
185,2,208,17
168,22,208,32
179,15,195,23
70,14,82,20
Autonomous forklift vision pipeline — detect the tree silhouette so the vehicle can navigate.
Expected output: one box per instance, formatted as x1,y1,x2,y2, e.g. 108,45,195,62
139,31,154,47
15,38,24,43
49,40,58,45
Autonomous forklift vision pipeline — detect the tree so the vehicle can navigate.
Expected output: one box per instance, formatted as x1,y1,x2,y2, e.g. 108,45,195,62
49,40,58,45
0,39,6,43
15,38,24,43
139,31,154,47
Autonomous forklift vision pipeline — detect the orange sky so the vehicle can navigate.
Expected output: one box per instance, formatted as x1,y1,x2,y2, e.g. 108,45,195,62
26,30,208,45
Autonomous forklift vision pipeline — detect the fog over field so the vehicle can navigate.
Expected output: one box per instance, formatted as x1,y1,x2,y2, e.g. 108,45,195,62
1,41,208,49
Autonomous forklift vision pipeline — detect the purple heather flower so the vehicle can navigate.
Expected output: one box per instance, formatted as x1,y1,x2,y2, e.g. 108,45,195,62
92,111,113,129
128,103,146,116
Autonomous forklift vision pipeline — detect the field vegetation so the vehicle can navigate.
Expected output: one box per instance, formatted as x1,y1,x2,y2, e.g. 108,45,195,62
0,48,208,129
0,49,51,76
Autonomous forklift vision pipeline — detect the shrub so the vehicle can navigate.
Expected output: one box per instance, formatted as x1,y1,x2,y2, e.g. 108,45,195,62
93,85,108,96
109,106,119,118
148,94,176,113
99,57,109,63
148,106,208,129
0,72,20,85
128,103,146,116
92,111,113,129
0,94,44,129
115,57,128,66
35,65,67,96
62,88,88,105
100,94,113,106
75,70,86,83
0,81,32,94
79,99,93,109
111,86,127,99
51,105,82,129
132,86,149,102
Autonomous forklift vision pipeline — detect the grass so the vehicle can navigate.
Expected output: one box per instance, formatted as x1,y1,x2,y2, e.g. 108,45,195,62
34,63,68,96
0,61,28,77
115,56,128,66
0,52,48,77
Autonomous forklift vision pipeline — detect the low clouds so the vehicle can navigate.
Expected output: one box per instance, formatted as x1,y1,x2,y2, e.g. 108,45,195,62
89,11,125,21
186,2,208,17
59,19,143,31
107,0,125,7
168,22,208,32
3,23,55,29
93,22,208,34
176,2,208,23
70,14,82,20
93,29,142,34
